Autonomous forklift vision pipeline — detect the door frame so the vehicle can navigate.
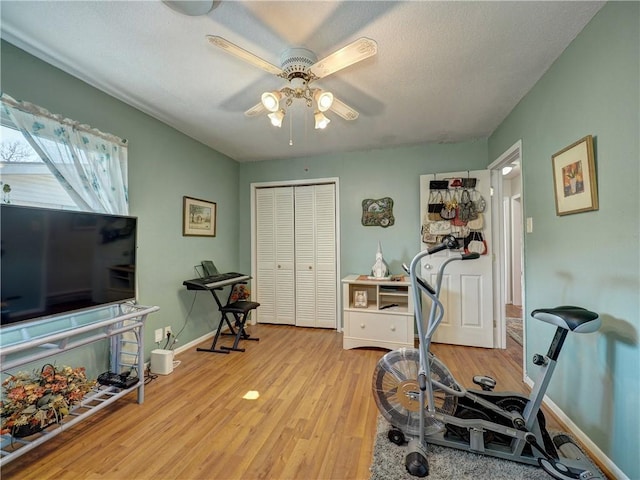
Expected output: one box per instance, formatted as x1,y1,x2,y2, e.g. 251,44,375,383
510,194,523,307
488,141,525,361
250,177,342,330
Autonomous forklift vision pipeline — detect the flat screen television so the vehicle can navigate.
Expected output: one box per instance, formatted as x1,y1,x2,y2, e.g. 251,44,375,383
1,204,137,327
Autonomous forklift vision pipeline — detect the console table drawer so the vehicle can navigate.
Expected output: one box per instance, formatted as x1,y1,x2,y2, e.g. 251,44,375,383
345,311,409,344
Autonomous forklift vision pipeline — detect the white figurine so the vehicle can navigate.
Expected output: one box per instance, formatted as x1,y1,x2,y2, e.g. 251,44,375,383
371,241,389,278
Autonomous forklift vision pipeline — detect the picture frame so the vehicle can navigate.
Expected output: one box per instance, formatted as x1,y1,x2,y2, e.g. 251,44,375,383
183,196,216,237
551,135,598,216
361,197,395,227
353,290,368,308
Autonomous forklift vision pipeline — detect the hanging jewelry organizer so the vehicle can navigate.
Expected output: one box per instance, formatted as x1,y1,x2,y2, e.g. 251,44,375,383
421,174,488,254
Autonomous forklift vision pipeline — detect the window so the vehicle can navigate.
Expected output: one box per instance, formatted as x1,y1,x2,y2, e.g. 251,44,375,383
1,93,128,214
1,123,77,210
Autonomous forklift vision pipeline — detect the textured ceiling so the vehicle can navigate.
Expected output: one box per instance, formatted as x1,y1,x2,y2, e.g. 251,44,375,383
0,1,604,162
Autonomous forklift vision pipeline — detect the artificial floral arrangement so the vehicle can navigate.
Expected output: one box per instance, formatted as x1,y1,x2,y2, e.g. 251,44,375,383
0,364,96,438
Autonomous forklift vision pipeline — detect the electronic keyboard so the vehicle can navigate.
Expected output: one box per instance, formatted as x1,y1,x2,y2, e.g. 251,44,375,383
183,272,250,290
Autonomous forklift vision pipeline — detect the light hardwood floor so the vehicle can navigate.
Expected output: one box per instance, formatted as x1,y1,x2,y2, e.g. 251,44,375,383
2,324,563,480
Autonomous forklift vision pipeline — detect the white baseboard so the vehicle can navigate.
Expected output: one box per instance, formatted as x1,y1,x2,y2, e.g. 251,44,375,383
173,332,214,355
172,323,231,356
525,375,627,479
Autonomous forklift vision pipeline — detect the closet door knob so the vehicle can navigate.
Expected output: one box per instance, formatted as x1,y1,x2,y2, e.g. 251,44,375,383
390,325,396,332
308,266,312,270
360,323,365,329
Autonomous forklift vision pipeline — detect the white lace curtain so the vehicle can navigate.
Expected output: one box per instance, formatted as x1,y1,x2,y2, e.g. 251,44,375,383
1,93,129,214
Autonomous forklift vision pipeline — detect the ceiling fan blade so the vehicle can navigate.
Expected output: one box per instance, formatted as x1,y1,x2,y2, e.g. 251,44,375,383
244,102,267,117
329,97,359,121
206,35,283,76
309,37,378,79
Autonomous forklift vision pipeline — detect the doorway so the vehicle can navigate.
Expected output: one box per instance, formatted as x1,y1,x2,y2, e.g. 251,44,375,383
489,141,525,369
504,180,523,362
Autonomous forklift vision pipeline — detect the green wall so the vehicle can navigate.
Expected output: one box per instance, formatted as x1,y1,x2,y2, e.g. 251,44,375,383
2,2,638,476
1,40,242,369
488,3,639,478
238,141,487,277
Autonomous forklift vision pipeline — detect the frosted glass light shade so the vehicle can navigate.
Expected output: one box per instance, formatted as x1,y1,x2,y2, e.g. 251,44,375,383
261,91,282,112
268,109,285,127
314,111,330,129
314,90,334,112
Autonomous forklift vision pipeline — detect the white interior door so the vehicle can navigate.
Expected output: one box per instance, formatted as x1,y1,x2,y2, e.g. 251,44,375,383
419,170,494,347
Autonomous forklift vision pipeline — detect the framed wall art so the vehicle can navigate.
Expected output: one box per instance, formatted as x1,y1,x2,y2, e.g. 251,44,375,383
361,197,395,227
183,196,216,236
551,135,598,216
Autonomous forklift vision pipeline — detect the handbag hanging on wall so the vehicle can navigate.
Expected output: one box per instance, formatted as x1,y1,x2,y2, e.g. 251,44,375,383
462,177,477,189
451,207,467,226
428,191,445,221
464,231,488,255
429,180,449,190
473,190,487,213
467,212,484,230
428,220,452,235
458,189,478,222
440,190,457,220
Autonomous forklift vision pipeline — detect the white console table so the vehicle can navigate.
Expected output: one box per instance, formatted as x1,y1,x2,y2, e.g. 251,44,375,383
342,275,415,350
0,303,159,466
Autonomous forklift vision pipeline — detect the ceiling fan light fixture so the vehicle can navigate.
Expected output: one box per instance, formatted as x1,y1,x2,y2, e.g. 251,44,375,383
314,90,334,112
268,109,285,128
261,91,282,112
314,111,330,130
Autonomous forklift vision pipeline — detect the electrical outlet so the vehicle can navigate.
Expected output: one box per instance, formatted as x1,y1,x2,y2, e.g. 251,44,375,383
164,326,172,338
154,328,163,343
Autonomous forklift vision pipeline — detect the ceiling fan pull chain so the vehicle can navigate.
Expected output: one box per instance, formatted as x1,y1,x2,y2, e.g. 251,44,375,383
289,109,294,146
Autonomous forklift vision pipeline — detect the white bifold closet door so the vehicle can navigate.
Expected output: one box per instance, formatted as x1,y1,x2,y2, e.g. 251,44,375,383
255,183,337,328
255,187,295,325
294,184,337,328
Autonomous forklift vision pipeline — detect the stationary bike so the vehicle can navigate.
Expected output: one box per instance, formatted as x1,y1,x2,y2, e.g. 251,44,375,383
372,235,603,479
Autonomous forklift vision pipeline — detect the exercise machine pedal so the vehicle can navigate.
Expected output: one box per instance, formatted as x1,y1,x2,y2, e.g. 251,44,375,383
472,375,496,391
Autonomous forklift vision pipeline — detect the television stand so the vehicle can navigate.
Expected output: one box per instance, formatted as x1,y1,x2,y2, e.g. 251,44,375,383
0,303,159,466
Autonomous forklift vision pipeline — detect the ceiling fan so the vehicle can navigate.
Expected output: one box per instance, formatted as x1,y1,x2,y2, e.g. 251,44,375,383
163,1,220,16
206,35,378,130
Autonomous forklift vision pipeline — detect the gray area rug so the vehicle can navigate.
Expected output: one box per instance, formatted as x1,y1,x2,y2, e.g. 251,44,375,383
506,317,523,346
370,416,551,480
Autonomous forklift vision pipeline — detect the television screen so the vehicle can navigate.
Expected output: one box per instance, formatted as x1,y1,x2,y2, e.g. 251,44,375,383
1,204,137,327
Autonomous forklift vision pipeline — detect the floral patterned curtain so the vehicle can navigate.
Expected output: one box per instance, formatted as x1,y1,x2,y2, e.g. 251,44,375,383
1,93,129,214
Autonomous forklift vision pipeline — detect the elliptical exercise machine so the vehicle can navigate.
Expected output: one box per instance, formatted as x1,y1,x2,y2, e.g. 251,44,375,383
372,235,603,479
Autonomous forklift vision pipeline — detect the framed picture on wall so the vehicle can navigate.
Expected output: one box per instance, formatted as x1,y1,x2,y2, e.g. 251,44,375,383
552,135,598,216
183,196,216,236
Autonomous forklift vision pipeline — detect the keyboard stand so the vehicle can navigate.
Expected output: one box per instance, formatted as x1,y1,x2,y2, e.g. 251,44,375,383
194,281,260,354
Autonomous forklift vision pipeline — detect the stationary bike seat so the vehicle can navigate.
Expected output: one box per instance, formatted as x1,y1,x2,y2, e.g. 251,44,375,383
531,306,600,333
